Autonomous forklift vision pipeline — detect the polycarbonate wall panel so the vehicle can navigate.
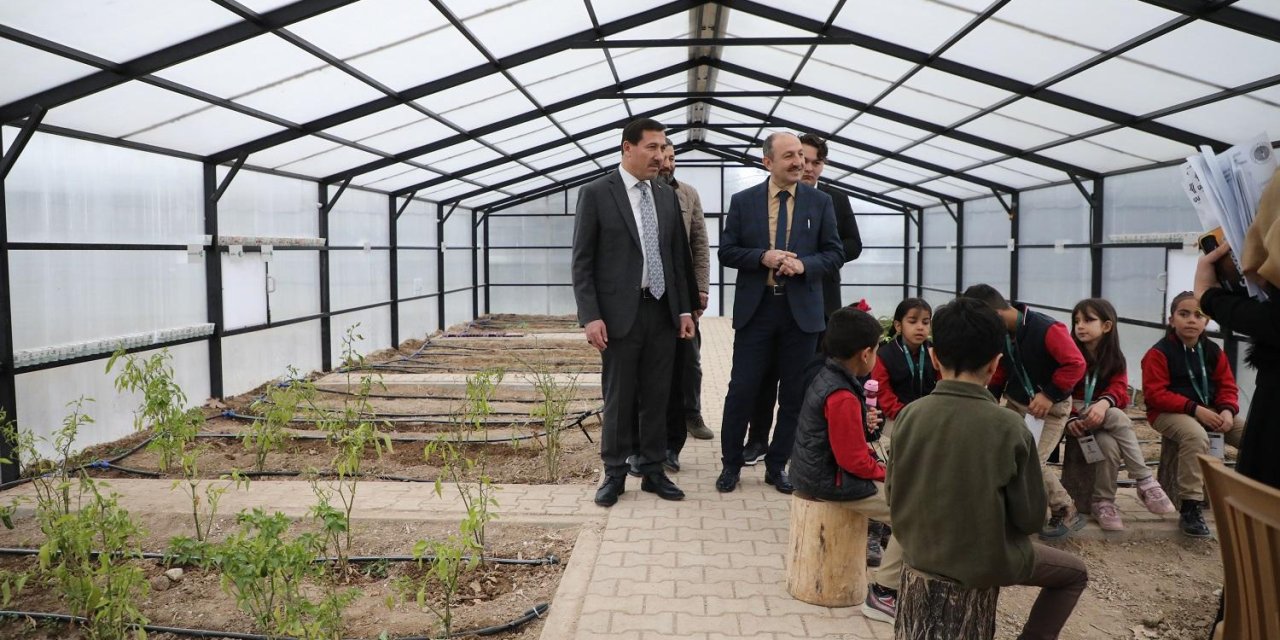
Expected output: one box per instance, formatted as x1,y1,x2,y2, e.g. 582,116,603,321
1103,165,1201,239
489,286,575,315
218,170,318,238
443,291,472,328
330,307,391,359
397,250,439,299
856,214,905,248
920,249,957,293
3,131,202,244
9,250,206,350
1102,247,1167,324
963,248,1011,293
963,197,1010,246
922,206,956,247
222,321,322,397
397,200,438,246
1115,324,1166,399
921,288,953,311
676,167,723,214
329,250,390,310
398,298,439,341
16,342,209,458
1018,184,1090,244
843,248,903,285
843,285,905,319
1017,248,1090,309
329,189,389,246
267,251,321,321
444,247,473,290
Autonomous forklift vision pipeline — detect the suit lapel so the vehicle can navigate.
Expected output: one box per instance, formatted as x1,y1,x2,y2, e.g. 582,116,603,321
608,170,642,250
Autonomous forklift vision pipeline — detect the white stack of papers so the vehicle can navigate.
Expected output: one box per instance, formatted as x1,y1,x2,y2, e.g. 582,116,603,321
1181,133,1276,299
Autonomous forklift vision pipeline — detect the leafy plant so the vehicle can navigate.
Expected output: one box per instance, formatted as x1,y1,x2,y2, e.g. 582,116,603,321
107,349,202,473
525,365,579,483
401,531,480,638
175,450,245,542
246,367,313,472
424,440,497,554
463,367,504,441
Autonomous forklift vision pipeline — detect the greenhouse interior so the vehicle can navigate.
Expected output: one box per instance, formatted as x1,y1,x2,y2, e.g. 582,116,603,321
1,1,1278,639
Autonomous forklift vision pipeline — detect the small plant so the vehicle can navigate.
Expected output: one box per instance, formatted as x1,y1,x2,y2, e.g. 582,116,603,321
2,398,96,535
108,349,202,473
401,531,480,638
464,367,504,441
425,441,497,553
525,365,579,483
175,450,245,542
246,368,313,472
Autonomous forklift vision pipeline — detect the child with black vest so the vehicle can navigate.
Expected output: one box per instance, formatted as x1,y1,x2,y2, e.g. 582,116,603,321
962,284,1087,541
1141,291,1247,538
1067,298,1174,531
887,297,1087,640
789,307,902,624
869,298,938,450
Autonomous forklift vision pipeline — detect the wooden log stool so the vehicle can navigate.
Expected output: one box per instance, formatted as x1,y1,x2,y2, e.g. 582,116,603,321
786,491,868,607
1157,436,1182,507
1060,435,1095,516
895,564,999,640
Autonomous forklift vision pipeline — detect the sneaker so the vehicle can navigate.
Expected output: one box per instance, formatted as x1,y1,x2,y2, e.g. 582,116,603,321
861,583,896,623
686,415,714,440
1136,476,1175,515
1091,499,1124,531
742,441,768,466
1179,500,1212,538
1039,507,1086,540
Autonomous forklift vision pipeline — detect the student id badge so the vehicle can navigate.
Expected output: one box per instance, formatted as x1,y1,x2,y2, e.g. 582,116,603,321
1024,414,1045,445
1207,432,1226,459
1077,434,1106,464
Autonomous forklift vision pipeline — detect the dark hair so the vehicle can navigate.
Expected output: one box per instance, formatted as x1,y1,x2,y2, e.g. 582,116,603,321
961,284,1010,310
1167,290,1200,337
797,133,829,161
762,131,795,160
1071,298,1125,384
888,298,932,338
824,307,884,359
931,297,1004,374
622,118,665,146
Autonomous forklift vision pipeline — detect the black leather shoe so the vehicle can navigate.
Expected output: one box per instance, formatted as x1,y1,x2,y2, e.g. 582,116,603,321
663,450,680,473
594,475,626,507
641,472,685,501
626,454,642,478
715,467,740,493
765,468,794,494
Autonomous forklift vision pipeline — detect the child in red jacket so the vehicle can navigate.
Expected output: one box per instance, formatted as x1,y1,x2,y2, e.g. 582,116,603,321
1067,298,1174,531
1141,291,1247,538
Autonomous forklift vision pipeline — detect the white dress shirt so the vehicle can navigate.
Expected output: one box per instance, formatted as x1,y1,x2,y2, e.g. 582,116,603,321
618,164,655,289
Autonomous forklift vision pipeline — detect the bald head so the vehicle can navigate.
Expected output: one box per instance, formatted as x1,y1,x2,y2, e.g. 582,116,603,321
762,132,804,187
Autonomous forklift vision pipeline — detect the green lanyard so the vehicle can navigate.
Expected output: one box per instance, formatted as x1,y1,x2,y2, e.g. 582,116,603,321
899,338,926,393
1185,342,1210,404
1082,371,1097,407
1004,312,1037,399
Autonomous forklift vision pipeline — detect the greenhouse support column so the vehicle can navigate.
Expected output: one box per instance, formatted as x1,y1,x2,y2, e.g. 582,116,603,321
902,211,910,300
483,211,491,315
389,195,399,348
202,164,224,399
0,179,17,483
915,208,924,297
1009,192,1021,302
471,209,479,320
1090,177,1104,298
318,183,332,371
436,203,445,331
955,201,965,295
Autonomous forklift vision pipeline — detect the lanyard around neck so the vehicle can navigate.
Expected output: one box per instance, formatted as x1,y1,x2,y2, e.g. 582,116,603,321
899,338,926,391
1185,342,1210,404
1005,312,1037,399
1082,371,1097,407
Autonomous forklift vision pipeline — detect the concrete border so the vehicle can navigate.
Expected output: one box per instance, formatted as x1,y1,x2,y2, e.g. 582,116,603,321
539,518,607,640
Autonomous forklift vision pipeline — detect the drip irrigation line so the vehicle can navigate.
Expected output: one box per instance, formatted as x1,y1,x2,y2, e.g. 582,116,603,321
242,400,591,419
0,436,155,491
218,408,601,432
0,603,550,639
309,386,582,403
0,546,558,566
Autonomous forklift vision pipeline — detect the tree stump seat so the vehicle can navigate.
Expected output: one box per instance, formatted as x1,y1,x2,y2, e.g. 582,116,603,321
785,490,868,607
1060,434,1095,515
894,564,999,640
1157,436,1182,507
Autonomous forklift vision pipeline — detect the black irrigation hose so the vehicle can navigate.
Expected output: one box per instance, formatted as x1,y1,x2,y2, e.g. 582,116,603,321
0,546,558,567
0,435,156,491
217,409,601,440
0,603,550,640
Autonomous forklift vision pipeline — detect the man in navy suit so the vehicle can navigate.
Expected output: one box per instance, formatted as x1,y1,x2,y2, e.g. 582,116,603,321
716,132,844,494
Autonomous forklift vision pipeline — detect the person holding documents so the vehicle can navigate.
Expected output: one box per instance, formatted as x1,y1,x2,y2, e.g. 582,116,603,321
962,284,1086,541
1195,166,1280,491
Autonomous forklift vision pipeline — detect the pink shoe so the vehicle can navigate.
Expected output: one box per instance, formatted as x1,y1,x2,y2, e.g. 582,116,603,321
1136,476,1176,514
1092,500,1124,531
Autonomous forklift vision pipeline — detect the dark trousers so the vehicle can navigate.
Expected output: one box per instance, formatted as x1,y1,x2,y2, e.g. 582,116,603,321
665,325,701,456
681,324,703,416
1018,543,1089,640
600,295,676,478
721,293,818,471
747,320,827,445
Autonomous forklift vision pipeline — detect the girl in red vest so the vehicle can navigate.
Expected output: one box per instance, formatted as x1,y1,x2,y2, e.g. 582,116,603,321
869,298,938,450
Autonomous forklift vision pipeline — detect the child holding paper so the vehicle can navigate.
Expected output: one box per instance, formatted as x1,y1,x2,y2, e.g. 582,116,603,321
1141,291,1246,538
1067,298,1174,530
962,284,1086,541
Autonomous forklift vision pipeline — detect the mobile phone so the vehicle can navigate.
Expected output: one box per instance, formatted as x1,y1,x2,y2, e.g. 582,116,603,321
1197,228,1247,294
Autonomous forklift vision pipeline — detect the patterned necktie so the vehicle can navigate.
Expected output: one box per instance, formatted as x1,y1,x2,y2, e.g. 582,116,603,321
637,181,665,299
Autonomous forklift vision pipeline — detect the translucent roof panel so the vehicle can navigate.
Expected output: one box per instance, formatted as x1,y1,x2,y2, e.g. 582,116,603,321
1036,139,1152,174
1156,91,1280,144
452,0,592,59
942,17,1099,85
964,163,1051,189
720,45,807,84
1122,21,1280,90
0,0,241,63
900,141,993,170
985,157,1065,183
526,144,587,171
1237,0,1280,20
842,114,931,150
248,135,345,170
423,144,505,175
955,112,1070,149
918,178,984,200
509,49,613,105
416,74,535,130
365,168,442,192
608,13,688,41
275,145,383,178
865,158,939,185
353,163,425,189
126,107,286,156
481,118,564,155
41,81,214,139
359,117,456,154
988,99,1111,137
726,12,812,39
772,97,858,137
610,46,690,82
988,0,1177,53
1082,128,1196,164
833,0,980,53
0,39,96,105
876,84,992,129
417,139,486,167
1051,58,1220,116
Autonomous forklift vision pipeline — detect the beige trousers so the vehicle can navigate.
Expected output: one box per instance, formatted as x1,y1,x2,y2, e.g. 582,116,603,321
1006,397,1073,513
1151,413,1246,502
830,482,903,591
1070,402,1153,502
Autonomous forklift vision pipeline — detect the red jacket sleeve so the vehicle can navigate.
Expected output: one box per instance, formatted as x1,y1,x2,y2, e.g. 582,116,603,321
1099,369,1130,410
988,359,1008,399
825,389,886,482
1210,349,1240,415
1044,323,1086,402
1141,348,1196,417
870,358,905,420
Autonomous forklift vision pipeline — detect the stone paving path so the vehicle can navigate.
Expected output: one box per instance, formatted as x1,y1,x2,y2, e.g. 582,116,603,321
2,317,1195,640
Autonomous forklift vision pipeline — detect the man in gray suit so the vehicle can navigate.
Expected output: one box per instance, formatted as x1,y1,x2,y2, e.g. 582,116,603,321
572,118,696,507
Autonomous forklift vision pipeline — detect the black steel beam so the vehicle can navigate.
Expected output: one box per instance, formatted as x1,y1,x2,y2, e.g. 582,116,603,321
318,183,332,371
696,144,921,211
388,195,399,347
583,0,635,120
210,153,248,204
485,168,614,214
1009,192,1021,302
1136,0,1279,44
955,200,965,294
0,106,47,180
471,209,480,320
436,204,446,331
207,0,701,164
0,0,361,124
203,164,225,399
1090,177,1105,298
0,175,16,482
320,178,352,215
